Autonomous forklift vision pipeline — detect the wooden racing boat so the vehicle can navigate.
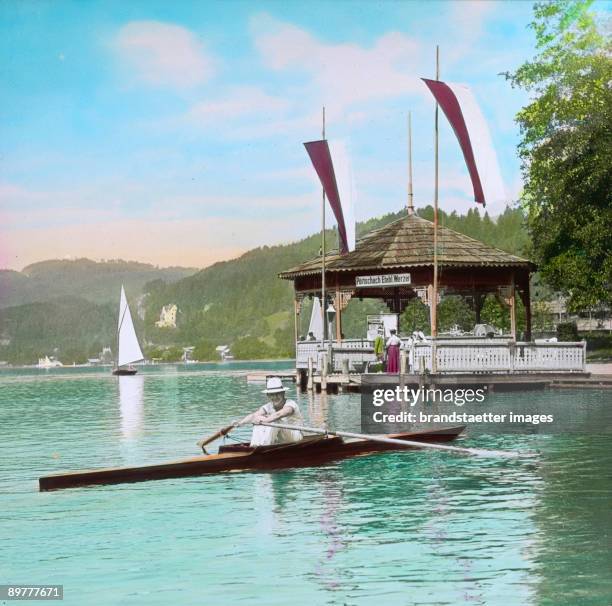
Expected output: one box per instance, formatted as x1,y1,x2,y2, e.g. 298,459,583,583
39,426,465,491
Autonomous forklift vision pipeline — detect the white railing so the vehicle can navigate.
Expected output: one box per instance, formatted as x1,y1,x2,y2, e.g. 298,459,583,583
296,339,586,374
296,341,320,369
411,340,586,373
295,339,376,372
330,341,377,373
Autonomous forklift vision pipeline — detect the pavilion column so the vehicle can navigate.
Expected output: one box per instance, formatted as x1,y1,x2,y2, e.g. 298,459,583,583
474,293,484,324
334,288,354,343
428,284,437,337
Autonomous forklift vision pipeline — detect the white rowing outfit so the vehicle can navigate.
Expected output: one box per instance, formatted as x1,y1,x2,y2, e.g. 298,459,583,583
250,400,304,446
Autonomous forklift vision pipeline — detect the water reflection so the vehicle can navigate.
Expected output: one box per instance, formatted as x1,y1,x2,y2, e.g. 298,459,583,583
312,469,347,592
300,390,329,428
118,374,144,439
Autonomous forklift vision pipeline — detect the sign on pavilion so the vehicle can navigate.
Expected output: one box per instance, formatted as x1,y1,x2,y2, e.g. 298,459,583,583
356,274,411,288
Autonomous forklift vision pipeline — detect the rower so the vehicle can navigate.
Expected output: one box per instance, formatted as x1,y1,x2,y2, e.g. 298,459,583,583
235,377,304,446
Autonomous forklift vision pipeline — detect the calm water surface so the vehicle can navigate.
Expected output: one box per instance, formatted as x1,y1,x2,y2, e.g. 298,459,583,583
1,363,611,606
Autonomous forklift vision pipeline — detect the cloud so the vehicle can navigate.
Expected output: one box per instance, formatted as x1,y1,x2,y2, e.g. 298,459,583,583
251,15,424,118
184,86,290,125
114,21,216,89
449,0,497,34
221,110,320,140
0,181,313,226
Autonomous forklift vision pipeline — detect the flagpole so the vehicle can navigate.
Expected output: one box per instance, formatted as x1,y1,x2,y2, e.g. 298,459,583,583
432,46,439,374
408,111,414,216
321,106,327,346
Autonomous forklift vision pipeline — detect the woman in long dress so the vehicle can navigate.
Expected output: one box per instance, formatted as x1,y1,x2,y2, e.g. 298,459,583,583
385,329,402,373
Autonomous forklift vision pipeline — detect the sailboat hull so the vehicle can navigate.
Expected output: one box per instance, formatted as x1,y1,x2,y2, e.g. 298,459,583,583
112,368,138,376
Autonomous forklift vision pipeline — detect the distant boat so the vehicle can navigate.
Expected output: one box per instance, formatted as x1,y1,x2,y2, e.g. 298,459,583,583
113,285,144,376
38,355,63,369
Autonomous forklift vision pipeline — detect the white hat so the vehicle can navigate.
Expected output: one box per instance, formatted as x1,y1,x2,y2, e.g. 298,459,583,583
263,376,287,394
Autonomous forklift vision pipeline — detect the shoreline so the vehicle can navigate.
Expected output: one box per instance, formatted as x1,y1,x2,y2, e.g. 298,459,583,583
0,358,295,371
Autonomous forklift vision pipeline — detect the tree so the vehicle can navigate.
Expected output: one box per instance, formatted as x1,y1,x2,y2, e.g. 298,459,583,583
506,0,612,311
438,296,475,332
193,340,217,361
232,336,274,360
400,299,430,335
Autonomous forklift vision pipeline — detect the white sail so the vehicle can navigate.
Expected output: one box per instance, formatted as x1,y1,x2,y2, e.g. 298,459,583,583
308,296,323,341
117,285,144,367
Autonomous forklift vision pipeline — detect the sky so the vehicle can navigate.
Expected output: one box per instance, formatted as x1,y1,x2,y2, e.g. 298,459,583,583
0,0,571,271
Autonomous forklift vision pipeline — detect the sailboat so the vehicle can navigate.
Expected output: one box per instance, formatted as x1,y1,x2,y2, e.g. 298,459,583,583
113,285,144,376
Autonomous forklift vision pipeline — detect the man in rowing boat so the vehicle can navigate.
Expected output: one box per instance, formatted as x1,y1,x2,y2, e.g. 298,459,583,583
235,377,304,446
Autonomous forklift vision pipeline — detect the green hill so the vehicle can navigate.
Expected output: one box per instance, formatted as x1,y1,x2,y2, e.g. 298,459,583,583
0,296,116,365
0,206,530,364
0,258,198,308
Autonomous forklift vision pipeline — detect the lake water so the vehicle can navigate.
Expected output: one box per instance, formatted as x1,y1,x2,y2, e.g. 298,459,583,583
1,363,611,606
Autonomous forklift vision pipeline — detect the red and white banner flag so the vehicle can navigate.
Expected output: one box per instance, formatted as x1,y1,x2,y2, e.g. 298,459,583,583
422,78,506,207
304,139,355,254
327,139,355,253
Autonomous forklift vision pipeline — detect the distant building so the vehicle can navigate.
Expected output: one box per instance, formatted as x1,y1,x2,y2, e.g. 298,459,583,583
534,298,611,332
38,356,63,368
182,346,195,363
156,304,178,328
99,347,113,364
215,345,234,361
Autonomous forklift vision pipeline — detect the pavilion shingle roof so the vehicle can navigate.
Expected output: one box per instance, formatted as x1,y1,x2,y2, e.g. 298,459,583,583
279,213,535,279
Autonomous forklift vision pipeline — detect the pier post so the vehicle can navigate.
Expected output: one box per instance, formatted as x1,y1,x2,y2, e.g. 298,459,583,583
298,369,308,391
321,353,328,392
341,358,349,392
341,357,349,377
307,356,314,391
399,350,407,388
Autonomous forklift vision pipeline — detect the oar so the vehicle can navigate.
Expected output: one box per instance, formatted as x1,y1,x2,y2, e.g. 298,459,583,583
260,422,520,459
196,424,235,454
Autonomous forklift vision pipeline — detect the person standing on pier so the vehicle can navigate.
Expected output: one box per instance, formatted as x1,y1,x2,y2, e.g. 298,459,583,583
373,329,385,363
235,377,304,446
385,329,402,374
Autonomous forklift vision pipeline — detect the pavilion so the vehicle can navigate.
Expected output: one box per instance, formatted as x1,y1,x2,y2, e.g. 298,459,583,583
280,212,536,343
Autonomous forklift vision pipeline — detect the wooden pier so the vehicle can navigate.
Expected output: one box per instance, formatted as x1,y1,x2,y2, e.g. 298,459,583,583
247,352,612,393
296,371,611,393
246,370,296,384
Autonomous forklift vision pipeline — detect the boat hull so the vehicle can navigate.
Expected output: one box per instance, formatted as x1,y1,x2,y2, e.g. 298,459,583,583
112,368,138,376
39,426,465,491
